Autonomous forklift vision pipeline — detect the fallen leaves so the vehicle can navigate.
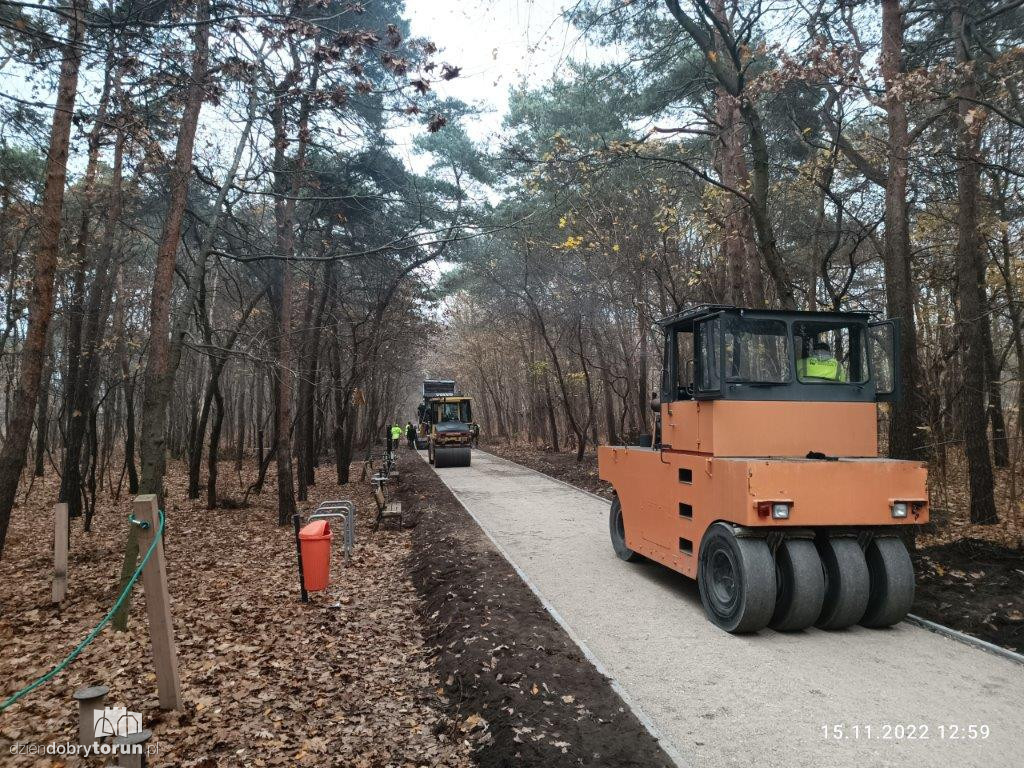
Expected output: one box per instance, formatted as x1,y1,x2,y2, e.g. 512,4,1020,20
0,460,472,767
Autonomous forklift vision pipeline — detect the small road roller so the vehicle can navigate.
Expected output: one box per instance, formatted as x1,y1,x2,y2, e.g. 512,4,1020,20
418,380,475,468
598,305,928,633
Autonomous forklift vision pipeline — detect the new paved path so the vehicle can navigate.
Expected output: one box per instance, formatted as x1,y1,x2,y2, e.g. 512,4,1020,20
426,449,1023,768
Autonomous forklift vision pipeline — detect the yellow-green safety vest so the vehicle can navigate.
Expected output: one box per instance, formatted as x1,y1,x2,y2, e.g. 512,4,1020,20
390,425,403,439
796,356,845,381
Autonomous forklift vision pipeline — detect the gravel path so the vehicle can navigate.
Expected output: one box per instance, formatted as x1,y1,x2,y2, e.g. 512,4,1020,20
427,449,1024,768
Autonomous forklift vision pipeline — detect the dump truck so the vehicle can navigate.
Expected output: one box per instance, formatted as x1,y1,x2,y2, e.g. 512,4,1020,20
417,379,474,467
598,305,928,634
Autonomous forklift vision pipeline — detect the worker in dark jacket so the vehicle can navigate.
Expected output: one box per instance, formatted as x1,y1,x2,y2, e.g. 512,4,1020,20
405,422,416,449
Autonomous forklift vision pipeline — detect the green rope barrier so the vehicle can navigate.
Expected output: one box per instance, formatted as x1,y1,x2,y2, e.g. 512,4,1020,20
0,508,166,713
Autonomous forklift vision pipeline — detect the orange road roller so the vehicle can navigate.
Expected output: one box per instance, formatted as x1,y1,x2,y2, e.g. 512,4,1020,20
598,305,928,633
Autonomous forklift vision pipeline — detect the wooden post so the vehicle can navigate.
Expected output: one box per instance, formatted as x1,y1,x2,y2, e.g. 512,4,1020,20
52,502,68,604
133,494,182,710
73,684,108,746
114,729,153,767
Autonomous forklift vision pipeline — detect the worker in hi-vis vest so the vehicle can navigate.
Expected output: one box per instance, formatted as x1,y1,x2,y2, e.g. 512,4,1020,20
386,422,401,454
797,340,846,382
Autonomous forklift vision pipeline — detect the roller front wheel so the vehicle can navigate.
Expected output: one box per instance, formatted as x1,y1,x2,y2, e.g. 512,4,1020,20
434,446,471,468
698,523,775,634
609,496,640,562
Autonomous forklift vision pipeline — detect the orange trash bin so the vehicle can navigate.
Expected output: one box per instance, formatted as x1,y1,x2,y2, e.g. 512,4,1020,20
298,520,332,591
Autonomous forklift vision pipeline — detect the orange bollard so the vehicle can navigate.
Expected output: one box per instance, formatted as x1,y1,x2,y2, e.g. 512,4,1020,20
298,520,332,591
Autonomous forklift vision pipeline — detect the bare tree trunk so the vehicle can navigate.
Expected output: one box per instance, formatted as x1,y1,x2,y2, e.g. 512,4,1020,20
297,264,329,498
330,348,352,484
60,135,122,519
714,92,746,305
806,148,836,312
268,56,317,523
207,380,225,508
880,0,927,462
34,343,54,477
270,142,297,524
136,0,210,499
711,50,762,308
59,53,114,519
115,266,139,495
577,330,597,460
114,0,210,627
636,307,650,435
542,372,559,451
997,229,1024,438
256,366,265,468
235,381,246,471
0,0,85,562
952,5,997,524
977,227,1009,467
980,285,1009,468
738,102,795,309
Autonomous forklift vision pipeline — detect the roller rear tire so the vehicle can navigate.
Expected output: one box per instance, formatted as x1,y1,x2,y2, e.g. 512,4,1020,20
609,496,640,562
698,523,775,634
815,536,869,629
860,537,915,628
770,539,825,632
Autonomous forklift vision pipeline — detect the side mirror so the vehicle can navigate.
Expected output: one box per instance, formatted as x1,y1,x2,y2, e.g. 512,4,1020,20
650,390,660,412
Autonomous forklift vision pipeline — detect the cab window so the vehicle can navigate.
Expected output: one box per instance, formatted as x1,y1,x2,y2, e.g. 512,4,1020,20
724,317,791,384
438,401,471,422
793,322,868,384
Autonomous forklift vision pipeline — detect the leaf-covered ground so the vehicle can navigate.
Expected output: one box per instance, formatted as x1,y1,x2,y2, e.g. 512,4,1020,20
0,460,472,767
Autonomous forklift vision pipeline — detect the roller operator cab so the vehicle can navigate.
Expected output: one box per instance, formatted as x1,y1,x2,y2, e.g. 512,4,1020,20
598,305,928,634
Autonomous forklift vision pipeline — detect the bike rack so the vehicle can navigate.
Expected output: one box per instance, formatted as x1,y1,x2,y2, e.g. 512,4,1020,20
307,500,356,562
292,499,357,604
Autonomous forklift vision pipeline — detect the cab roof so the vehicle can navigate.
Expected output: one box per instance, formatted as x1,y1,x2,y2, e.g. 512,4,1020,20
658,304,872,330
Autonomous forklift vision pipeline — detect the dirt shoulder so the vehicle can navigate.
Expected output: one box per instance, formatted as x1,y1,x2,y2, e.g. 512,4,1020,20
401,451,674,768
482,442,1024,655
913,539,1024,653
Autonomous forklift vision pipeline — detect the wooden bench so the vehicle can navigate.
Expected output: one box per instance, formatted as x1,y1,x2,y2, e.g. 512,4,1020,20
372,486,402,531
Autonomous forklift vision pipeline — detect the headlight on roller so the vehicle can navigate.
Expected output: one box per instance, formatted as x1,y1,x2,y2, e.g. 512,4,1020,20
891,501,909,518
757,500,792,519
